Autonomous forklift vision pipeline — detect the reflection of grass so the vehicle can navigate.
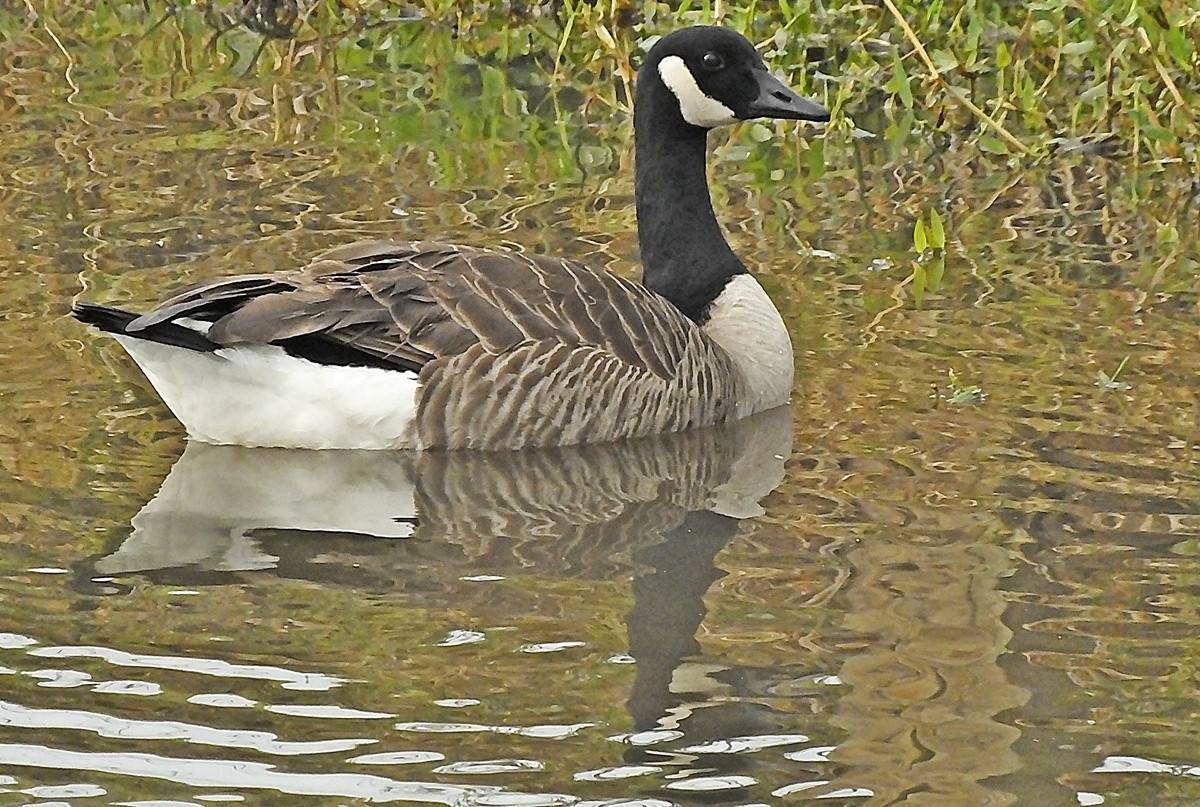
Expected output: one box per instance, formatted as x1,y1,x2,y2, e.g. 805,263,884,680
945,369,986,406
1096,355,1132,392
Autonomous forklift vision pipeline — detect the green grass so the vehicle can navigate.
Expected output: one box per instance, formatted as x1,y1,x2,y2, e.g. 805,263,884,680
7,0,1195,172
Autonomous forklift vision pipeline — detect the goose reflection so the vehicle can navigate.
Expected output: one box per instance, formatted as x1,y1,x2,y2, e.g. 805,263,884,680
89,406,793,740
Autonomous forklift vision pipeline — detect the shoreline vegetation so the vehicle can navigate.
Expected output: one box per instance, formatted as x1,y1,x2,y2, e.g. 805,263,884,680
4,0,1199,177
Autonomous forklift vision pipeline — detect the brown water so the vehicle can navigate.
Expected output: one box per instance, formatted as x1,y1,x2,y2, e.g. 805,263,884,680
2,7,1199,807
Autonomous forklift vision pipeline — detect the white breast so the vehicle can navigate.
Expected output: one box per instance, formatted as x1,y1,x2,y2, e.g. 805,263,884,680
700,274,795,418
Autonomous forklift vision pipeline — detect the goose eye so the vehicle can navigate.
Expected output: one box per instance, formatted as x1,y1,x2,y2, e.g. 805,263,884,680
701,52,724,71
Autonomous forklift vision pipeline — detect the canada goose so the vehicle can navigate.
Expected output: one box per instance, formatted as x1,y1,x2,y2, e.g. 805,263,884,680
73,26,829,450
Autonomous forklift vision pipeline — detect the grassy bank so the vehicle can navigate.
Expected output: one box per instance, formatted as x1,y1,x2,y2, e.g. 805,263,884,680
7,0,1198,174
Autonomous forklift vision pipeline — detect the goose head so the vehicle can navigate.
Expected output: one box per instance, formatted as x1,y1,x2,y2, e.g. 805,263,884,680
638,26,830,130
632,26,829,322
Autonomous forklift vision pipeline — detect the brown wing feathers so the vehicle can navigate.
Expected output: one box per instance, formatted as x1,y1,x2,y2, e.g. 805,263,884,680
130,241,690,378
127,275,292,331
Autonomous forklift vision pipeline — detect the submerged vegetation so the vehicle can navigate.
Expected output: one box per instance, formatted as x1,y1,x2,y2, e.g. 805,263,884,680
5,0,1199,173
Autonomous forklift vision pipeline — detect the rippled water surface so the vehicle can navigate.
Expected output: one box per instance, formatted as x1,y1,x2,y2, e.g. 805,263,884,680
2,7,1199,807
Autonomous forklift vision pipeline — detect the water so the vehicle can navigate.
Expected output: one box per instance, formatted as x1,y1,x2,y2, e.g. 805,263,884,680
2,6,1199,806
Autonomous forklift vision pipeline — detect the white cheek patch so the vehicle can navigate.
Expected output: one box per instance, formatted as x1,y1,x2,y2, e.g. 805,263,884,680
657,55,737,128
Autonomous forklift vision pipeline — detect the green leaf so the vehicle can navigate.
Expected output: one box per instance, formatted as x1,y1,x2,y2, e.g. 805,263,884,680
929,49,959,72
1120,1,1140,27
913,219,928,253
978,135,1010,154
885,112,916,160
929,209,945,249
805,139,825,179
949,386,985,405
1170,538,1200,556
1080,82,1108,103
996,41,1011,70
175,76,224,102
966,13,983,56
748,123,773,142
947,369,986,405
1166,29,1191,65
1017,74,1037,110
1062,39,1095,56
887,51,914,109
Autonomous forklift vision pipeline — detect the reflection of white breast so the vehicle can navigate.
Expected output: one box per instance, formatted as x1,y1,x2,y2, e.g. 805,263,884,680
95,447,417,575
701,275,795,419
708,409,792,519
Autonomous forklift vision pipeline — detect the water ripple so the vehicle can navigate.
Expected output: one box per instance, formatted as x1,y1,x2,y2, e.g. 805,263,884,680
0,701,375,756
676,733,808,754
0,743,500,804
665,774,756,791
264,704,393,720
26,646,344,691
395,722,593,740
1093,755,1200,776
573,766,661,782
186,694,257,709
351,751,446,765
432,759,544,775
0,634,38,649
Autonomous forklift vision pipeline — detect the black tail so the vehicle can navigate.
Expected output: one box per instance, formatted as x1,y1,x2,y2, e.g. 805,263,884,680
73,303,219,352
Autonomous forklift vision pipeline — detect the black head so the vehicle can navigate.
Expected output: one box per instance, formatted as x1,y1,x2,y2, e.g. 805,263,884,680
638,26,830,130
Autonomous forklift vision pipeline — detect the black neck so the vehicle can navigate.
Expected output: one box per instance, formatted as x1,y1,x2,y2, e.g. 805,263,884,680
634,79,745,322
